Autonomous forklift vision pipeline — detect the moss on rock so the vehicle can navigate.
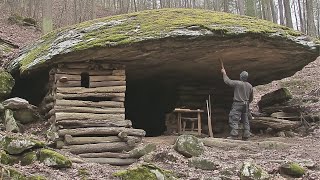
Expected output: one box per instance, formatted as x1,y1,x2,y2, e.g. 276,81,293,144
0,150,19,165
240,162,270,180
173,134,204,158
38,149,72,168
8,9,319,75
28,175,47,180
21,151,37,166
0,136,45,155
279,162,305,178
0,166,27,180
188,157,218,170
0,69,15,101
129,143,157,158
113,163,176,180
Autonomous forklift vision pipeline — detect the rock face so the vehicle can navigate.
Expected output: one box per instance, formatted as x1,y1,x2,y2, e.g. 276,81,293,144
0,135,45,155
0,69,14,101
173,134,204,158
239,162,270,180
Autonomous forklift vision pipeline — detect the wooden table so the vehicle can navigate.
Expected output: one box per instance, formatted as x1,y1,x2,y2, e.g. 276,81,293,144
174,108,204,136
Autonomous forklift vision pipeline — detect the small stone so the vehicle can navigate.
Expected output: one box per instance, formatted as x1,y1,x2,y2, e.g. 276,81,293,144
173,134,204,158
239,161,270,180
279,162,305,178
277,131,286,137
129,143,156,158
39,149,72,168
188,157,218,170
0,136,45,155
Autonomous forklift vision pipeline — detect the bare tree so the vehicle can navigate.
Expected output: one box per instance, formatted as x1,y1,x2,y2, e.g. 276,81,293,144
269,0,277,23
238,0,245,15
245,0,256,16
42,0,53,34
283,0,293,28
306,0,316,36
297,0,305,32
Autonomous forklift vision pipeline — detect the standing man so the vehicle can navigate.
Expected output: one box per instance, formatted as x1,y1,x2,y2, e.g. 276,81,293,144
221,68,253,140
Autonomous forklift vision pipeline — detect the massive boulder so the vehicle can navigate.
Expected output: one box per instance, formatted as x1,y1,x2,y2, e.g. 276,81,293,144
173,134,204,158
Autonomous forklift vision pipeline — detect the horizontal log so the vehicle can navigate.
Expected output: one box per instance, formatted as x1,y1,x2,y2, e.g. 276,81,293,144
56,92,125,99
57,81,81,87
100,64,125,69
111,97,125,102
55,112,125,121
58,127,146,137
55,106,125,114
59,63,90,69
57,86,126,94
79,152,131,159
55,74,125,82
63,142,134,154
57,69,113,75
64,135,141,145
57,119,131,128
90,81,126,88
84,158,137,166
251,117,301,131
55,100,124,108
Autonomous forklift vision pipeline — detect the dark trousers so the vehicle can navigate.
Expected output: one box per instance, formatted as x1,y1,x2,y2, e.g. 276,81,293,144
229,102,250,138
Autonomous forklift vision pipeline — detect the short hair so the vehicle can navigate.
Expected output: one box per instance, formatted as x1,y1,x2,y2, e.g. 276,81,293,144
240,71,248,81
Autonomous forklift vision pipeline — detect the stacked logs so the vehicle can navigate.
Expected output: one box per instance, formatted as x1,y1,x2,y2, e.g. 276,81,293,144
47,62,145,165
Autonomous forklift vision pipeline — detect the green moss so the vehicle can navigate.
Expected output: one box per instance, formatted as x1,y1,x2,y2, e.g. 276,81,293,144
21,151,37,166
39,149,72,168
286,162,305,177
0,136,45,155
188,158,217,170
13,8,318,74
113,164,175,180
78,168,89,180
0,150,19,165
28,175,47,180
7,168,27,180
0,69,15,100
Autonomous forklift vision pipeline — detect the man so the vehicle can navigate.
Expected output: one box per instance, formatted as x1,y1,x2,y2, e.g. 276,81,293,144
221,68,253,140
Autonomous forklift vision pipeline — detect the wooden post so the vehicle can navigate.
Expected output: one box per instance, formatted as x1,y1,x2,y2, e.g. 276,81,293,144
206,100,213,137
197,109,201,136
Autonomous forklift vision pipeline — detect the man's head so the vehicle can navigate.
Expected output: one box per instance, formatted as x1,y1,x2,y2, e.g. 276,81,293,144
240,71,248,81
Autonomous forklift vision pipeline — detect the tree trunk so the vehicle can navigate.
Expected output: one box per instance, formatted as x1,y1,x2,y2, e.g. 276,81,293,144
42,0,53,34
238,0,245,15
79,151,131,158
63,142,134,154
269,0,277,23
278,0,285,25
245,0,256,17
55,112,125,121
251,117,300,130
306,0,317,36
64,134,141,145
283,0,293,28
57,119,132,129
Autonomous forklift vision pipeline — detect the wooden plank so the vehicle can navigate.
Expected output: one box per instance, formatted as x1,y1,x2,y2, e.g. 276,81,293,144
55,112,125,121
57,119,131,128
62,142,133,154
84,158,137,165
64,135,141,145
56,92,125,99
55,100,124,108
57,68,114,75
79,152,131,159
112,70,125,76
100,64,125,69
90,81,126,88
55,106,125,114
57,81,81,87
251,117,301,130
90,75,125,81
61,63,90,69
58,127,146,137
55,74,125,82
57,86,126,94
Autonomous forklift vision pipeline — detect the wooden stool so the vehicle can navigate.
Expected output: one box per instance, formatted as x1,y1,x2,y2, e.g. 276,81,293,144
181,117,198,132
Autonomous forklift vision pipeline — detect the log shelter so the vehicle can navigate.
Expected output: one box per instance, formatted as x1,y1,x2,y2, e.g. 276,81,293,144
43,62,146,165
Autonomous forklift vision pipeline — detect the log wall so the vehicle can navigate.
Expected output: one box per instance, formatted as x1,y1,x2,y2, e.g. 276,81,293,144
46,62,145,166
164,84,229,135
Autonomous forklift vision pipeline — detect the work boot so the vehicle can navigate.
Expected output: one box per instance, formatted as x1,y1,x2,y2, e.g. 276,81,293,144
242,137,249,141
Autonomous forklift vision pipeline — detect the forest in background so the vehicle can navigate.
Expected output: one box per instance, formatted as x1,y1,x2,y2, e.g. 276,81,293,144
0,0,319,36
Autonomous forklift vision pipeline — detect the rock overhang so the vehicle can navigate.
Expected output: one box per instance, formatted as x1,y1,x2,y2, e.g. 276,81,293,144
6,8,320,86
